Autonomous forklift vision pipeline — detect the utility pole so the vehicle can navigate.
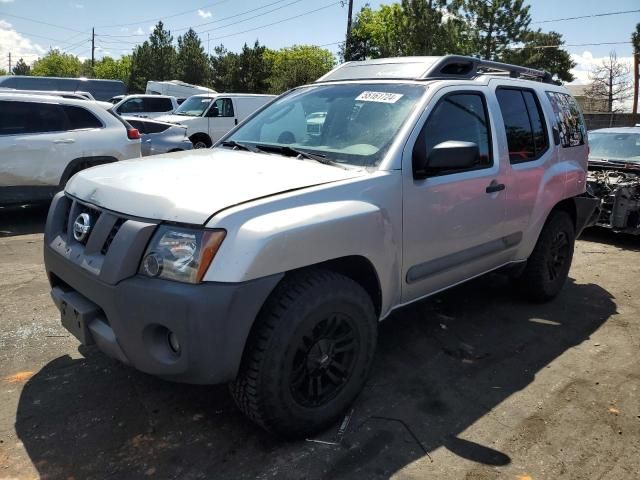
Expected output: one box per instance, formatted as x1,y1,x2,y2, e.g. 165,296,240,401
345,0,354,61
8,52,11,74
91,27,95,68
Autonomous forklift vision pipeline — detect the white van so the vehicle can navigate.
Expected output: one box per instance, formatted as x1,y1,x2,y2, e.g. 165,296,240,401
156,94,275,148
146,80,216,100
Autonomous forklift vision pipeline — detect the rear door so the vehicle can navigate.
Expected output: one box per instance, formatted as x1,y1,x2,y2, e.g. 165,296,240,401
0,100,72,187
492,86,554,241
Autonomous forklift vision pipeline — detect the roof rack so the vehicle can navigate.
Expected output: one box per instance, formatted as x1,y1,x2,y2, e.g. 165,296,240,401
316,55,554,84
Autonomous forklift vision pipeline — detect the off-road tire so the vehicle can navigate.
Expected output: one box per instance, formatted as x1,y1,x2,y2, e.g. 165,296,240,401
230,269,377,438
517,211,575,302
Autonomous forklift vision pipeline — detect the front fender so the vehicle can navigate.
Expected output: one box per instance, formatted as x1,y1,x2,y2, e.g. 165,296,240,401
203,200,399,315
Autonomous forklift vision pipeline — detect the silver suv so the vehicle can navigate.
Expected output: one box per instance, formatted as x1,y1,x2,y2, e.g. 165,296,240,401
44,56,598,437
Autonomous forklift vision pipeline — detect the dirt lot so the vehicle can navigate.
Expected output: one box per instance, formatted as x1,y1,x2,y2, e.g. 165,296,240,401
0,204,639,480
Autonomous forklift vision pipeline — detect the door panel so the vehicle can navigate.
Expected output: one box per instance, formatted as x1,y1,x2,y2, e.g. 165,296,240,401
207,98,236,142
401,87,512,303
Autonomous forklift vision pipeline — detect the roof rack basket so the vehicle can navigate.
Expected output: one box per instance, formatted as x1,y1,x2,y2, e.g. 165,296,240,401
423,55,554,83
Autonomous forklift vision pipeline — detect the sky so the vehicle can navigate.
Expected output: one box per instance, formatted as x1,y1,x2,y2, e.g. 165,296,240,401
0,0,638,85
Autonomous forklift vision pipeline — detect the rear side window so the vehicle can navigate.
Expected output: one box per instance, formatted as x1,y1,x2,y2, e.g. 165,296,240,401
118,98,144,114
143,122,172,134
63,106,103,130
546,91,586,148
496,88,549,163
417,92,492,172
0,100,66,135
143,97,174,112
126,119,145,133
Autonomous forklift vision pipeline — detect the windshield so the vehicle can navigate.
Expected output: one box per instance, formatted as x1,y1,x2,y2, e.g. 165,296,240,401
223,83,426,167
174,96,213,116
589,132,640,163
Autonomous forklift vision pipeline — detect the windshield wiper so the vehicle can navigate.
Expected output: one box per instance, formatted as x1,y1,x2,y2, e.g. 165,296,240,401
255,144,347,169
221,140,261,153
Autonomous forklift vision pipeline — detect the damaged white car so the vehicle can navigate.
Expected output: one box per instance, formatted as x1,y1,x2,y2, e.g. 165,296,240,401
587,127,640,235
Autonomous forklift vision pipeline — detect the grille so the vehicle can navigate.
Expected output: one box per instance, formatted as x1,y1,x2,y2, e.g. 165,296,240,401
101,218,125,255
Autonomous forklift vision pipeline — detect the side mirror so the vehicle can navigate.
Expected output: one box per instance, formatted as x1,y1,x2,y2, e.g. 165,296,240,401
208,106,220,118
413,141,480,179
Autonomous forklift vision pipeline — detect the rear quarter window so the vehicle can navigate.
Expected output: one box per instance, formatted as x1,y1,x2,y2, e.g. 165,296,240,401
63,105,103,130
143,97,174,112
545,92,586,147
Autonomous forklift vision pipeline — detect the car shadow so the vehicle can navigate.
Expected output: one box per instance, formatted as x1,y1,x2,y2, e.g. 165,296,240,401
0,203,49,237
580,227,640,252
15,274,616,479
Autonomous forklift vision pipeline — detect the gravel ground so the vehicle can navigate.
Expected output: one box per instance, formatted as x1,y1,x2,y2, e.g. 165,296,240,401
0,204,638,480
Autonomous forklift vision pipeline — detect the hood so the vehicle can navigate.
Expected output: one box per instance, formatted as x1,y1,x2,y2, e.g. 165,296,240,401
155,114,197,124
65,149,365,224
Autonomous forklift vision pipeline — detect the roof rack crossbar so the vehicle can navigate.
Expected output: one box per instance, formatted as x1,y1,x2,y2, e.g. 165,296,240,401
423,55,554,83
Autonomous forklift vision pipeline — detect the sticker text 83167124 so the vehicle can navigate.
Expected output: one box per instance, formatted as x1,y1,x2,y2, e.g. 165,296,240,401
355,91,404,104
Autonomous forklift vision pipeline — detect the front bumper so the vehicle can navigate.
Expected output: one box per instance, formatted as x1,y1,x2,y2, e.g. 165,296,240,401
44,193,282,384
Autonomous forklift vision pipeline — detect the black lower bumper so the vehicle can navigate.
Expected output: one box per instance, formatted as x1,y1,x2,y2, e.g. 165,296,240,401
574,194,600,237
44,245,283,384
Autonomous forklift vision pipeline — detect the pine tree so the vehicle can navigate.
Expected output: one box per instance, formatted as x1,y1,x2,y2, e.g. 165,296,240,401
12,58,31,76
176,28,210,86
501,31,575,83
453,0,531,60
148,21,176,80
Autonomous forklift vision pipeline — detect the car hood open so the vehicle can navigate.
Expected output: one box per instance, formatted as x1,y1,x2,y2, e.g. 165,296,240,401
65,149,365,224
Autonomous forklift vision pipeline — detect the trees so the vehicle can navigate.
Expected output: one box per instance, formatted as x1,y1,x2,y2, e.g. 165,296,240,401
0,68,7,76
148,22,176,80
452,0,531,60
585,51,633,113
501,30,575,82
31,49,82,77
93,56,132,83
265,45,335,94
177,28,210,86
210,41,271,93
12,58,31,76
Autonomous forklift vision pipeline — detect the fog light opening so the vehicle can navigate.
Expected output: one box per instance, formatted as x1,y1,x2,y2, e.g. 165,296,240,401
167,331,181,354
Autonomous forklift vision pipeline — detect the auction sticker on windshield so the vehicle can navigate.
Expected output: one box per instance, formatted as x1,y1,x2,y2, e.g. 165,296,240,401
356,91,404,103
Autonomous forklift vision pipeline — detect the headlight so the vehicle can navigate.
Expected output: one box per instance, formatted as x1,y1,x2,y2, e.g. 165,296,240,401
139,226,226,283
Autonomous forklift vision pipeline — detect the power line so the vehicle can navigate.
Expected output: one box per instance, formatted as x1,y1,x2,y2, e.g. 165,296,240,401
533,8,640,24
98,0,301,39
0,12,84,33
94,0,232,29
202,1,343,40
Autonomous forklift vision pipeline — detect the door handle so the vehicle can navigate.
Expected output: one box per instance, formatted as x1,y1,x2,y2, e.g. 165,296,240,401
54,139,75,144
486,182,505,194
234,118,238,125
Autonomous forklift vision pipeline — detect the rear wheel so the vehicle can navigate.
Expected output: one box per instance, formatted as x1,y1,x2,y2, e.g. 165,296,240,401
231,269,377,438
516,211,575,302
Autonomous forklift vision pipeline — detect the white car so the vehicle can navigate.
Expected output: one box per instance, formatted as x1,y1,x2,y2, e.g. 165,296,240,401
113,94,178,119
0,93,141,205
157,94,275,148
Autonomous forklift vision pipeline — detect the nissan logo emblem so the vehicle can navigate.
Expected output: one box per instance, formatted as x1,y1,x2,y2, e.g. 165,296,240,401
73,213,92,242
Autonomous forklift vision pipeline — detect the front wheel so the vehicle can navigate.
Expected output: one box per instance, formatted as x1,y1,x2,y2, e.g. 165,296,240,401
516,211,575,302
230,269,377,438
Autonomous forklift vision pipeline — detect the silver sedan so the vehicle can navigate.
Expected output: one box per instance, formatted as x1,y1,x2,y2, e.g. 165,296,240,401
123,117,193,156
